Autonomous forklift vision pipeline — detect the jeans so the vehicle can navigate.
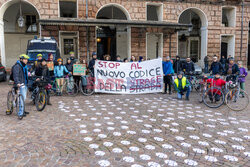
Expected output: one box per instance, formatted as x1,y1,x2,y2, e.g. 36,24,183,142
177,86,191,99
19,86,27,116
204,63,208,73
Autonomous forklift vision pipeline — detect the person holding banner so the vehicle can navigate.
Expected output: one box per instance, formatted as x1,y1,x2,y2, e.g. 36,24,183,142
174,71,191,101
163,56,174,94
131,56,136,62
88,52,97,76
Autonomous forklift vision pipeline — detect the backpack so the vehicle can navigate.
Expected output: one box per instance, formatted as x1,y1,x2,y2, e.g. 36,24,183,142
9,64,15,81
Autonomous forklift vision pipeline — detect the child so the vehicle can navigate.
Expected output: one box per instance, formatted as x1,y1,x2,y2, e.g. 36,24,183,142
238,61,248,96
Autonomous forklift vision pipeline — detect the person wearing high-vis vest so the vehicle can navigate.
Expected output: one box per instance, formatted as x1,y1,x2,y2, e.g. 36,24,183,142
174,72,191,100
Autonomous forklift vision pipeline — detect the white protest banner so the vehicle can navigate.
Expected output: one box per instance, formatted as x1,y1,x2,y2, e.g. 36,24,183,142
94,58,163,94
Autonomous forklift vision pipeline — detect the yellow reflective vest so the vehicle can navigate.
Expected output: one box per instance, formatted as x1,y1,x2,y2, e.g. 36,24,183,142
174,77,187,89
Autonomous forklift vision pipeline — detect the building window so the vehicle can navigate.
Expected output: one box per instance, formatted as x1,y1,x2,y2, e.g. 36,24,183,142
60,0,77,18
146,3,163,21
222,7,236,27
26,15,37,33
63,39,74,55
221,35,235,58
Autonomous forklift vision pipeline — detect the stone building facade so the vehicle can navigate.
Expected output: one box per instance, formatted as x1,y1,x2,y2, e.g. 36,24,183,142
0,0,250,68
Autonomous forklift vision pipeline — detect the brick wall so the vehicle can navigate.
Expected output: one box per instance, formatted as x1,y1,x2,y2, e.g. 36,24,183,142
1,0,249,64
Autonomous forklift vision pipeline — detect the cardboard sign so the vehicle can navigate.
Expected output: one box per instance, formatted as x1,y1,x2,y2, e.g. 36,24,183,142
73,64,86,76
94,58,163,94
47,62,54,71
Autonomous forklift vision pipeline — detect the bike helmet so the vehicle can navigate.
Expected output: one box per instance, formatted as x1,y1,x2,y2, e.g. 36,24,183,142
228,57,234,61
19,54,30,59
69,51,74,55
37,54,43,57
57,58,63,62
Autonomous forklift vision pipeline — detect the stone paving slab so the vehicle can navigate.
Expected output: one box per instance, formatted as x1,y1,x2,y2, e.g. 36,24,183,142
0,81,249,167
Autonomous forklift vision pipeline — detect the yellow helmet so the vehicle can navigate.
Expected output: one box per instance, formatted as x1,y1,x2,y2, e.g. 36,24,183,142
37,54,43,57
19,54,30,59
69,51,74,55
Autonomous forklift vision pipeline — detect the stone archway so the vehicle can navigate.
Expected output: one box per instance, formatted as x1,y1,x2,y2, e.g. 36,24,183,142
178,7,208,66
0,0,40,67
96,3,131,61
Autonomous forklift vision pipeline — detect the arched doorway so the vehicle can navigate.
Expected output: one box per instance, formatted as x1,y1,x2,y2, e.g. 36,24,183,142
178,8,208,66
96,4,131,61
0,0,40,67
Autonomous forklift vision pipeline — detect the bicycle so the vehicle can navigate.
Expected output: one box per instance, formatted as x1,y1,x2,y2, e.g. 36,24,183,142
52,74,79,96
30,77,50,111
225,75,249,111
202,76,225,108
79,70,95,96
185,72,201,92
6,83,25,120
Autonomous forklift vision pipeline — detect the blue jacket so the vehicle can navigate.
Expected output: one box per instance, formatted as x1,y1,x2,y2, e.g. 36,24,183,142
54,65,69,78
162,61,174,75
209,62,223,75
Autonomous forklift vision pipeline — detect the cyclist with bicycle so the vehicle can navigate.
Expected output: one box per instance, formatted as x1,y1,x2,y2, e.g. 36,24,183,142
209,56,224,75
35,58,52,105
54,58,70,96
12,54,30,119
206,73,226,102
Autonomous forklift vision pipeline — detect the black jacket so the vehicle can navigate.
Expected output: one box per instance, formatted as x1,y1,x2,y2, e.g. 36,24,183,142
173,60,182,73
225,63,239,75
35,65,51,82
13,61,28,85
65,63,73,73
209,62,224,75
220,58,227,65
88,59,96,73
183,62,195,73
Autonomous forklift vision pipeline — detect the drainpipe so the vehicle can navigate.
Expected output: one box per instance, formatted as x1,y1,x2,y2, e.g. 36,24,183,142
240,0,244,60
169,33,172,58
86,0,90,62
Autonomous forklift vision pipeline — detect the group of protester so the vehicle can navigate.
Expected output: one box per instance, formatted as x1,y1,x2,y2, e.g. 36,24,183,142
11,52,248,118
162,55,248,101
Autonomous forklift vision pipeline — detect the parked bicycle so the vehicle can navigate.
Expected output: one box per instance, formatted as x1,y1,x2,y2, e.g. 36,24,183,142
51,74,78,96
79,70,95,96
6,83,25,120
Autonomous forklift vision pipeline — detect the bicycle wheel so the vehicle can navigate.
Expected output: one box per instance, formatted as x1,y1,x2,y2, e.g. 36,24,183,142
50,80,57,96
202,87,225,108
6,91,14,115
226,88,249,111
16,94,25,120
65,81,78,96
79,76,95,96
35,89,47,111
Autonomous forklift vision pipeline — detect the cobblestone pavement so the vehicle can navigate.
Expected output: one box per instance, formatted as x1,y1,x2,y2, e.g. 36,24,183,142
0,81,249,167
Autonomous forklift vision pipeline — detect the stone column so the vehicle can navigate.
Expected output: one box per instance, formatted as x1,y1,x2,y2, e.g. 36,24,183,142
199,26,208,67
0,20,5,66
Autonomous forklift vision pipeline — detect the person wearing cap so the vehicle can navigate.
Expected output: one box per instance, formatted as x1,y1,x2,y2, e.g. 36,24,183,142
174,71,191,100
30,53,43,72
162,56,174,94
173,55,183,74
69,51,77,64
54,58,70,96
209,55,224,75
35,58,52,105
206,73,226,102
12,54,30,118
88,52,97,75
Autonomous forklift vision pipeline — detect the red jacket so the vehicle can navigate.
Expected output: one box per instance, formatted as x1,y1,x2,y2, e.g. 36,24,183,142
207,78,226,95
